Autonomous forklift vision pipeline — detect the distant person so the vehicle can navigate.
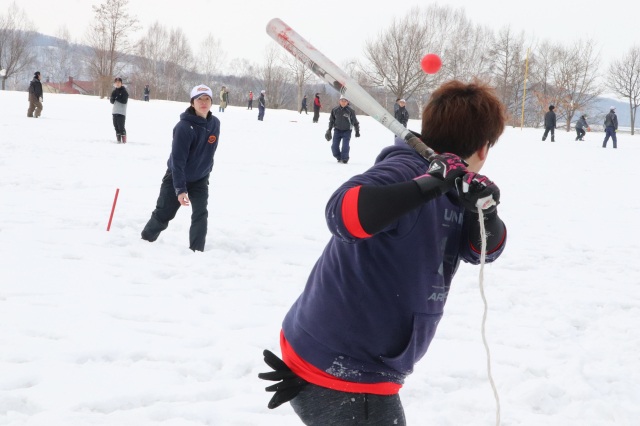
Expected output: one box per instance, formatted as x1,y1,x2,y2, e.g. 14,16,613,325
602,106,618,148
27,71,43,118
575,114,589,141
542,104,556,142
141,85,221,252
394,98,409,127
219,86,228,112
258,90,266,121
143,85,150,102
110,77,129,143
393,98,401,115
325,95,360,164
312,93,321,123
248,91,254,110
300,95,308,114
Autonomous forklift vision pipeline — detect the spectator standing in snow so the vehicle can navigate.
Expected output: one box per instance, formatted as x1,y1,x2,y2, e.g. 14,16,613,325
393,98,401,115
325,95,360,164
542,104,556,142
247,91,253,110
575,114,589,141
602,107,618,148
258,90,266,121
219,86,228,112
110,77,129,143
141,85,220,252
312,93,321,123
300,95,308,114
27,71,43,118
259,80,508,425
394,98,409,128
143,85,150,101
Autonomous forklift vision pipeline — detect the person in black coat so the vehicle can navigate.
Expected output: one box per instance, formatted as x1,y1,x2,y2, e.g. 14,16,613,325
144,85,150,101
110,77,129,143
27,71,43,118
325,95,360,163
542,105,556,142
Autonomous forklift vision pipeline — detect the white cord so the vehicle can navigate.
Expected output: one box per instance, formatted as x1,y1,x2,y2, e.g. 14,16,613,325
477,206,501,426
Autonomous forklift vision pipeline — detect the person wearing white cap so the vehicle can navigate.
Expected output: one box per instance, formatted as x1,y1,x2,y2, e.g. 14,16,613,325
325,95,360,163
602,106,618,148
141,84,221,251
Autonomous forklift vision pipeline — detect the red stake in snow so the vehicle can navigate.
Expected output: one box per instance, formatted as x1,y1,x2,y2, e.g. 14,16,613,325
107,188,120,231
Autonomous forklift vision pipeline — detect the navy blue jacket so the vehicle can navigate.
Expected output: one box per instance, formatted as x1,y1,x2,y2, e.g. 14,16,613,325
283,143,505,385
167,108,220,195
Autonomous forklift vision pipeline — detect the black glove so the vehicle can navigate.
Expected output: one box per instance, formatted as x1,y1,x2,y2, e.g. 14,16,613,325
455,173,500,213
258,349,308,409
325,129,332,141
413,153,468,200
355,129,360,138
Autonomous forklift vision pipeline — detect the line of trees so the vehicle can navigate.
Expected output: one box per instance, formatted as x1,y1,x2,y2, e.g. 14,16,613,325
2,1,639,134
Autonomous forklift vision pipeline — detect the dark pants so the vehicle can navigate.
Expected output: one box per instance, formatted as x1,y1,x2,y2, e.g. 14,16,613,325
603,126,617,148
313,107,320,123
300,105,307,114
141,171,210,251
112,114,126,136
247,100,253,109
542,127,554,141
258,105,265,120
290,384,406,426
331,129,352,162
144,95,149,101
575,128,585,140
27,98,43,117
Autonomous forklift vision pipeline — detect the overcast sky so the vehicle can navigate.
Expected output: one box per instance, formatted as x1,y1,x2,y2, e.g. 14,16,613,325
25,0,636,72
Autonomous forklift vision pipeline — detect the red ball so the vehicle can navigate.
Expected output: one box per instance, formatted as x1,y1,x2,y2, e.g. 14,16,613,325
421,53,442,74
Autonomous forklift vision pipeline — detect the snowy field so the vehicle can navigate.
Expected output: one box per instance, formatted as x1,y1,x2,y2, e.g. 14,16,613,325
1,90,639,426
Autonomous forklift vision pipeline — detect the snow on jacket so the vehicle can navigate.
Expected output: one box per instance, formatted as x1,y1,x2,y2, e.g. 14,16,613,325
166,107,220,196
544,110,556,129
282,143,506,386
604,111,618,129
329,105,359,132
110,86,129,116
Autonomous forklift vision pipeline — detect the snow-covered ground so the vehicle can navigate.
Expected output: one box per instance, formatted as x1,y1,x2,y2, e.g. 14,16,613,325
1,90,639,426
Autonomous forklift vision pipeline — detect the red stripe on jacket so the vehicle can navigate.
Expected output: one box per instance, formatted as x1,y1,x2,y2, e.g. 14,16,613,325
280,331,401,395
341,186,371,239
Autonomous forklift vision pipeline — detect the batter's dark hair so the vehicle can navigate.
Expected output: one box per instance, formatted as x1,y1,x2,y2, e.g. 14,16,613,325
421,80,507,159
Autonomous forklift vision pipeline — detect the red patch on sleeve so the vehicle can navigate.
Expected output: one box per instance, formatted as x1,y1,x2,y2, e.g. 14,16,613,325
341,186,371,239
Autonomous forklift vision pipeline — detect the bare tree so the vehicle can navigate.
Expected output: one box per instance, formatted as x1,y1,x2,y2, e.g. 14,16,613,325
85,0,139,98
490,26,527,126
257,45,293,109
197,33,226,83
361,6,435,101
607,46,640,135
281,49,315,111
0,2,36,90
43,26,83,84
163,27,195,101
552,39,602,130
135,22,168,99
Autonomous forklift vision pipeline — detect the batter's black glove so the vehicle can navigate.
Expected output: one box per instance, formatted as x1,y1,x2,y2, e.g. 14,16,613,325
455,173,500,213
258,349,308,409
